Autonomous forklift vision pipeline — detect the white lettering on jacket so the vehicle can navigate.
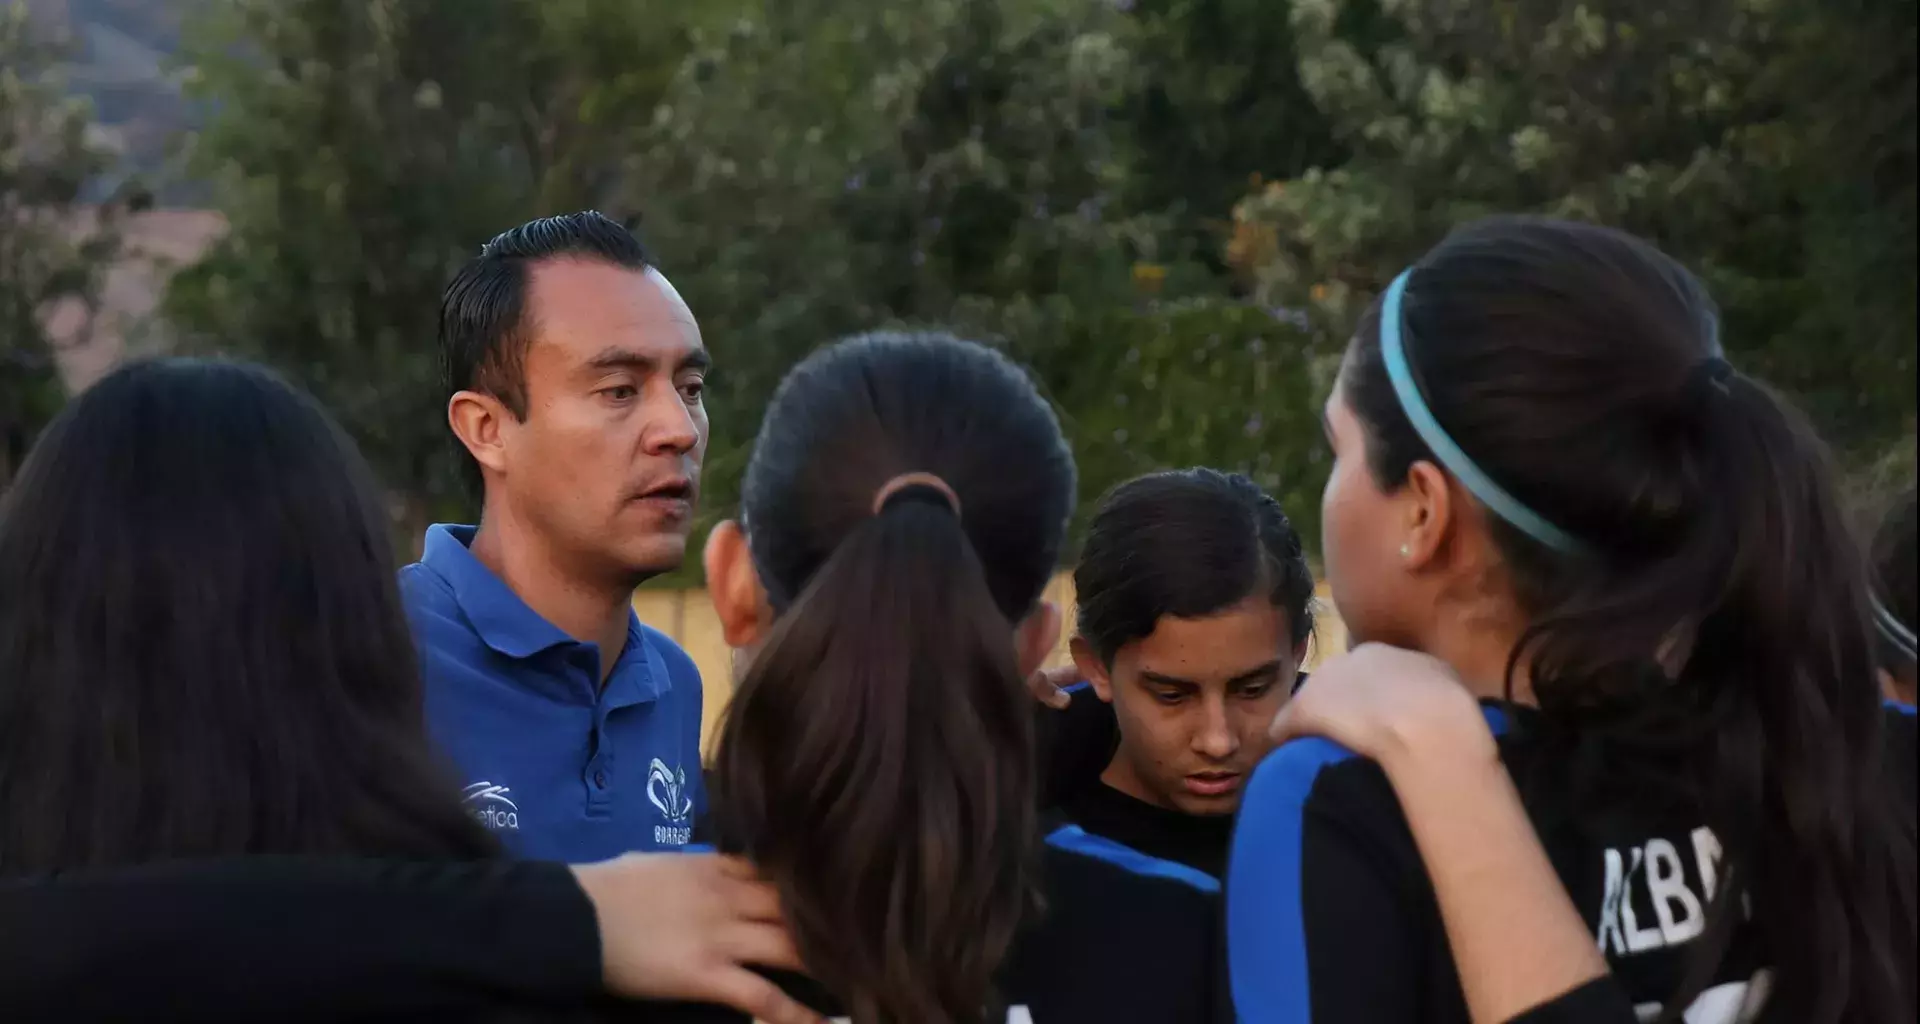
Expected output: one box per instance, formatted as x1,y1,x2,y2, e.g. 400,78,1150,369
1598,826,1769,1022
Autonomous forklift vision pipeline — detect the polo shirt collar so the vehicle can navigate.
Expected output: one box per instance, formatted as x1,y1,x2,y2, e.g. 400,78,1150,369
604,615,670,710
420,525,674,707
421,524,579,660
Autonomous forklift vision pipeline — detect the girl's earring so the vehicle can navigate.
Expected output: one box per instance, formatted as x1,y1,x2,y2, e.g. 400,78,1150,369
1399,544,1411,558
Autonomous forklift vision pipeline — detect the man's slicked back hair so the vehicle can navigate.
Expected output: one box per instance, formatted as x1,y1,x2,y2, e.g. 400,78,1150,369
437,210,651,419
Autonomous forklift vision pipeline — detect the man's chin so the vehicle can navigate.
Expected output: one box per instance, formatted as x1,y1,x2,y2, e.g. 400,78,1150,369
612,536,690,582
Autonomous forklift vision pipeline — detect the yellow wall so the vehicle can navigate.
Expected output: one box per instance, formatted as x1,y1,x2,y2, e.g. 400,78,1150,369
634,577,1347,753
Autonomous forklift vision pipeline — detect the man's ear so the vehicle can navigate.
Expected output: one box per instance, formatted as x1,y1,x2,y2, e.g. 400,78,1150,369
448,390,513,478
1070,636,1114,704
703,521,770,649
1013,599,1062,679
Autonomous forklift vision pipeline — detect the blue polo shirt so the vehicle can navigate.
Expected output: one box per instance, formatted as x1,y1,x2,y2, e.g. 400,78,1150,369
401,524,704,861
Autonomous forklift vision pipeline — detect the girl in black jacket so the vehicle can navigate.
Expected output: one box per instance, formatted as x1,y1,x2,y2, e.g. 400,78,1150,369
1227,217,1915,1024
0,360,811,1024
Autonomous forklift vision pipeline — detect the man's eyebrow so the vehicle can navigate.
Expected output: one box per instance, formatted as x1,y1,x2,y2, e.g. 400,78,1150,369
584,347,712,373
1138,670,1201,689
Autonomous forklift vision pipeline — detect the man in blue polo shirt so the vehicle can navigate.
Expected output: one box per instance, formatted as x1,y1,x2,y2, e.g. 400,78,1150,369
402,211,709,861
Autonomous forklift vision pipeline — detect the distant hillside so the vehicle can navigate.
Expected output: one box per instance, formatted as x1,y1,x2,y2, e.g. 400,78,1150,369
20,2,221,388
23,0,199,203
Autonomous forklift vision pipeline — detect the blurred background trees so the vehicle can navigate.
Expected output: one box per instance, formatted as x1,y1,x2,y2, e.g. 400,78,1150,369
1,2,129,485
158,0,722,533
1228,0,1916,454
11,0,1915,567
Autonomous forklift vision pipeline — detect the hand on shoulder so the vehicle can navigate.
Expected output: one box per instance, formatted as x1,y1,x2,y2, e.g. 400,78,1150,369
1270,643,1498,774
571,853,823,1024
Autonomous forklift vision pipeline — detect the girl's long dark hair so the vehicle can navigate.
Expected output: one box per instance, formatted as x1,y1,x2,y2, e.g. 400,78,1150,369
708,332,1076,1022
1344,217,1914,1022
0,359,494,872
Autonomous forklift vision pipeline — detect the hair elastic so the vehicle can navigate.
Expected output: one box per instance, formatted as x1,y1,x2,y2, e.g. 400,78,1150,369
1379,269,1591,556
1683,356,1734,402
1874,597,1917,662
872,472,962,519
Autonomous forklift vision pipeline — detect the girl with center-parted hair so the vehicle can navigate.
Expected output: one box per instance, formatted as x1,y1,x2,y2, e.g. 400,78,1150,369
1226,217,1916,1023
0,358,494,873
0,358,819,1024
666,331,1227,1022
1036,468,1317,881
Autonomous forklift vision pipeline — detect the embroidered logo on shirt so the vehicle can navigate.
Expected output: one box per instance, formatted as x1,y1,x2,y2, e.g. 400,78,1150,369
462,781,520,832
647,757,694,845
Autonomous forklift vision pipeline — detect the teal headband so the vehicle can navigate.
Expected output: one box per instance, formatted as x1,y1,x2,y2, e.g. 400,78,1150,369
1379,269,1592,556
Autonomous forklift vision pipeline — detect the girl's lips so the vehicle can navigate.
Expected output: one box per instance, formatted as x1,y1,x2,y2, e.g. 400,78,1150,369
1184,772,1243,797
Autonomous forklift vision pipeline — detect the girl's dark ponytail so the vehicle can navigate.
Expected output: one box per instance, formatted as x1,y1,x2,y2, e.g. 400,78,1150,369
1345,218,1915,1023
712,496,1037,1023
1575,368,1915,1022
706,332,1075,1022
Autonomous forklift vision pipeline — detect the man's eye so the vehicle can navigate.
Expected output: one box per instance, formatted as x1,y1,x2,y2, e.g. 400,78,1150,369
602,385,638,401
1151,689,1188,705
680,379,705,401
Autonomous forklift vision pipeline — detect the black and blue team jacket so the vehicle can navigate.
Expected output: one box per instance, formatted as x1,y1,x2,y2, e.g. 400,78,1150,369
1228,700,1918,1023
638,692,1235,1023
648,822,1230,1024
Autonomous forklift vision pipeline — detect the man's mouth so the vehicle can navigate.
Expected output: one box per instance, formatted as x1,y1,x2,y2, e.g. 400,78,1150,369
630,478,694,516
1183,771,1243,798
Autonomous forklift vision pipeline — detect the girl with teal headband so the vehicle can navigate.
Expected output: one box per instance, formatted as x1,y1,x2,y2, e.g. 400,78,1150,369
1226,216,1915,1023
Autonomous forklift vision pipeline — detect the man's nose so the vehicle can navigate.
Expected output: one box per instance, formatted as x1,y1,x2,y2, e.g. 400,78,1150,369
642,385,701,454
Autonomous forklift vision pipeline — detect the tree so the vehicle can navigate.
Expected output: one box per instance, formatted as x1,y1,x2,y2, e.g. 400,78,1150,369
1759,0,1915,450
0,2,124,485
1228,0,1916,457
988,296,1330,544
167,0,1351,569
613,0,1371,570
1113,0,1346,273
165,0,729,537
622,1,1159,552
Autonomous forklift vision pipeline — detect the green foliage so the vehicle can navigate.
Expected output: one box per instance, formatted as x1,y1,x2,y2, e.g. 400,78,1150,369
0,2,124,485
989,297,1333,548
1116,0,1345,264
1230,0,1916,458
163,0,728,535
149,0,1912,575
624,0,1185,578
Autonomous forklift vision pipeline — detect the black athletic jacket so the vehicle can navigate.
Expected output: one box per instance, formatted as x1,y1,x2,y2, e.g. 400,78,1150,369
2,819,1225,1023
1228,701,1919,1023
641,823,1227,1023
0,857,602,1022
1036,676,1307,880
2,690,1224,1022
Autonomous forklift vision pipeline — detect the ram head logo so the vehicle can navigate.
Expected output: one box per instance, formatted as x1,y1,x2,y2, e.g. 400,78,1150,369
647,758,693,823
